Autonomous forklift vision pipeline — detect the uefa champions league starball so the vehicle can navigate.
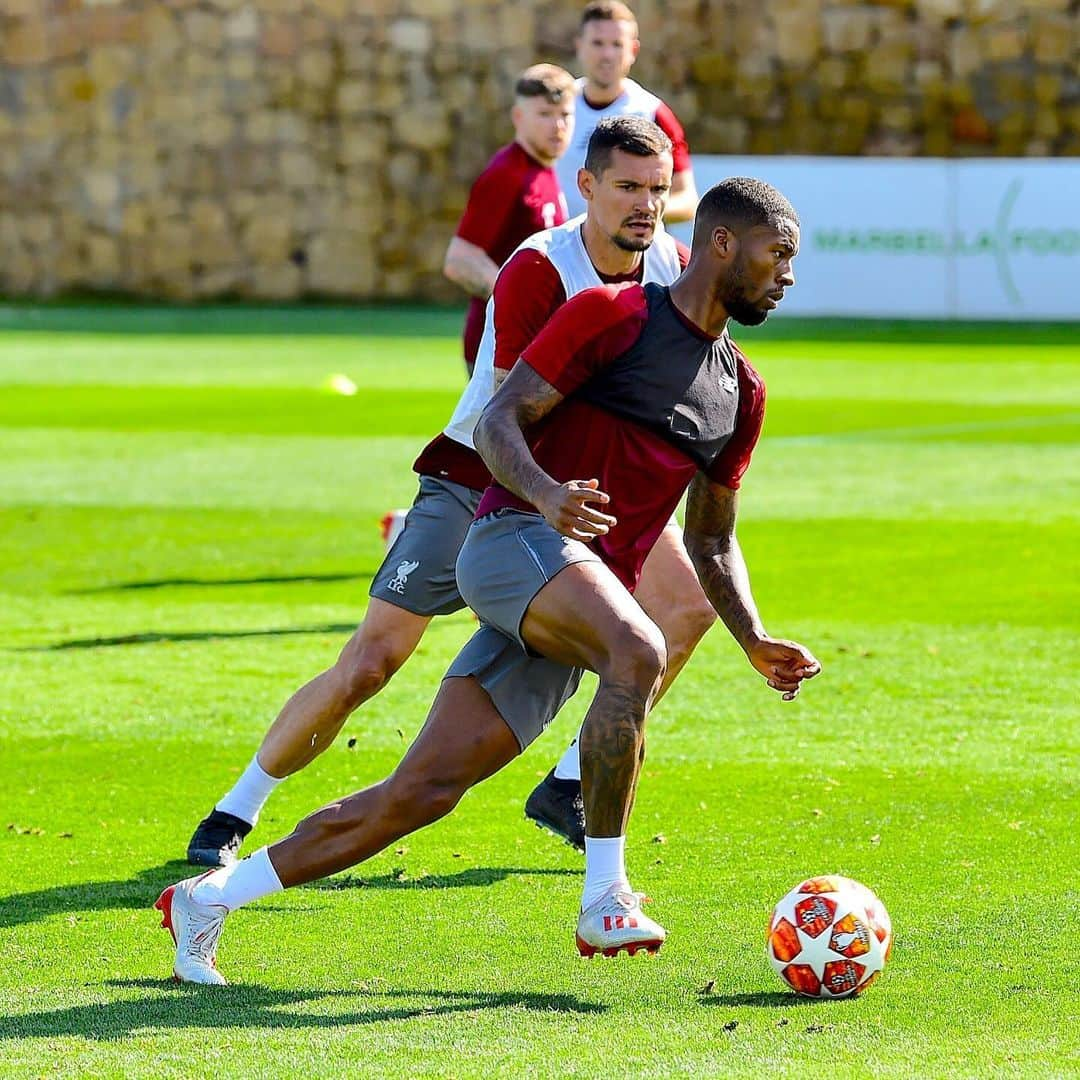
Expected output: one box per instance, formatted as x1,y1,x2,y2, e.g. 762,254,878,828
766,876,892,998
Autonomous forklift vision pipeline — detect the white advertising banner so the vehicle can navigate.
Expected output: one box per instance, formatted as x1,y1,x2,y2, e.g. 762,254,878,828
672,157,1080,320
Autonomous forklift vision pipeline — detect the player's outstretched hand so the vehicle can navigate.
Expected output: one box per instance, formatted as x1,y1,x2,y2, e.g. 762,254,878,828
537,478,617,541
747,638,821,701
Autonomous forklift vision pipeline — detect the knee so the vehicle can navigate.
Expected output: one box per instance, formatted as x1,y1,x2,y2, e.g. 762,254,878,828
334,638,406,710
385,770,465,826
668,596,717,656
602,622,668,698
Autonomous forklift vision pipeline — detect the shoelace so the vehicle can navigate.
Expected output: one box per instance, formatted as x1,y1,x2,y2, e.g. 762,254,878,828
612,890,651,911
184,899,226,965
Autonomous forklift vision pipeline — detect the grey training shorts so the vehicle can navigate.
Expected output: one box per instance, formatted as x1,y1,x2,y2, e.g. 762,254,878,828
455,508,603,652
450,508,602,749
368,476,481,617
445,625,583,750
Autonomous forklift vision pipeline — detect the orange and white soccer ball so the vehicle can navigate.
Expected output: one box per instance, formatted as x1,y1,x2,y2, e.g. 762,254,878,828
766,875,892,998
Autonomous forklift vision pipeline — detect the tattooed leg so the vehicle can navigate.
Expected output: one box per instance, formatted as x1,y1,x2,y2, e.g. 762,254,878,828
518,560,668,838
578,681,653,837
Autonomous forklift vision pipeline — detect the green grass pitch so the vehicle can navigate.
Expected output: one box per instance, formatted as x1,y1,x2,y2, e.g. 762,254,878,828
0,305,1077,1077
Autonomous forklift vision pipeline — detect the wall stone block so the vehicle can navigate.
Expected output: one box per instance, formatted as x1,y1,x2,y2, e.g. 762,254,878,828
1030,14,1074,64
822,8,876,53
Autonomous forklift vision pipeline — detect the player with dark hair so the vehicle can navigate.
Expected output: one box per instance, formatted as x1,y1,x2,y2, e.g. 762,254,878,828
157,177,820,983
556,1,698,223
183,117,706,869
442,64,576,376
461,116,716,847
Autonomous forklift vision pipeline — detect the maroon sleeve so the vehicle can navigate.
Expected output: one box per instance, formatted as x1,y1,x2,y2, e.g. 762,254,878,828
707,347,766,489
455,153,521,256
654,102,692,175
491,250,567,372
675,239,691,269
520,283,649,396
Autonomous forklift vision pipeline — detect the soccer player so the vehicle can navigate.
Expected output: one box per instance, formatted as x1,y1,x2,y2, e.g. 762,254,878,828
442,64,575,375
556,2,699,223
184,117,710,868
158,177,820,983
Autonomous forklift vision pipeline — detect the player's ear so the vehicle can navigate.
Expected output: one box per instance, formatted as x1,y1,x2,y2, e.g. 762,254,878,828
629,36,640,61
510,102,523,129
713,226,736,259
577,168,594,201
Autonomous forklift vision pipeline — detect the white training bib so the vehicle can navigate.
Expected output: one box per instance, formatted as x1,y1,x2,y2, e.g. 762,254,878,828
443,215,683,449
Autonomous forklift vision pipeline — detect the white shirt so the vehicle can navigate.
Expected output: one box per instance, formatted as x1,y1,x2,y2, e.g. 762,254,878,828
443,214,684,448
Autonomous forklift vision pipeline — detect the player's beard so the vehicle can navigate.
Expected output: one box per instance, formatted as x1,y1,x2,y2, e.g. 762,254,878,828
612,223,654,253
588,64,619,91
721,253,769,326
613,234,651,253
520,135,556,167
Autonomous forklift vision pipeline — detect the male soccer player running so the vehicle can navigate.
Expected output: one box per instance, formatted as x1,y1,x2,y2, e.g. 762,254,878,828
442,64,575,375
556,2,699,222
184,117,712,868
158,177,819,983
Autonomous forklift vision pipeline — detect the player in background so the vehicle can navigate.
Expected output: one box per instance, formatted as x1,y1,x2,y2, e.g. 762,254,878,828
556,2,699,223
442,64,575,376
157,178,819,983
183,118,713,869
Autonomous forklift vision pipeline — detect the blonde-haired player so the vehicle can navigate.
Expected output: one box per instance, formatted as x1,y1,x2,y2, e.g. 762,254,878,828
443,64,576,375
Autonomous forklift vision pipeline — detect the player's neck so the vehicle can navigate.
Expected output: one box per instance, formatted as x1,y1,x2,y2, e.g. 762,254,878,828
668,269,731,338
514,135,554,168
581,218,644,277
581,79,625,109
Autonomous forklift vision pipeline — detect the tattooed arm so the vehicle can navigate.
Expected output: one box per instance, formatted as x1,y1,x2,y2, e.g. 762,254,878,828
473,364,616,540
684,472,820,699
442,237,500,300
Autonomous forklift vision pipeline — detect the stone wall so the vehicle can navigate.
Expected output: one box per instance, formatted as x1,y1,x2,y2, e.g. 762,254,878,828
0,0,1077,301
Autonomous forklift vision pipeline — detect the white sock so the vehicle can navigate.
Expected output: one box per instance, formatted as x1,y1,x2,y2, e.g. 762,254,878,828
553,729,582,781
582,835,629,909
192,847,284,912
215,754,283,827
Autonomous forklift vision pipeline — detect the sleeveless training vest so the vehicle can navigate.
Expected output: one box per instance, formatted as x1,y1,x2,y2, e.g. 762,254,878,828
443,216,683,449
578,282,740,473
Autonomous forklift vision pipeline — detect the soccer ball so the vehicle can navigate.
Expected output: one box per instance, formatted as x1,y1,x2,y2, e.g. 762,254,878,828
766,875,892,998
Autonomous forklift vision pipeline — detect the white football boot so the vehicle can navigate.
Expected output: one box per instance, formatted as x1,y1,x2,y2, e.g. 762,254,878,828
155,873,229,985
576,885,666,958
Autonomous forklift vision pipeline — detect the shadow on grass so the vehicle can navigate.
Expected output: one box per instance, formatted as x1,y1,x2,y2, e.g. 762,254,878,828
0,863,578,930
0,982,605,1040
301,867,579,892
70,572,370,595
699,990,817,1009
17,623,360,651
0,861,192,930
0,303,463,338
3,303,1077,345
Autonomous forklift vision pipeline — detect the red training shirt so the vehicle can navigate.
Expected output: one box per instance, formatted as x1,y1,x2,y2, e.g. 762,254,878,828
475,283,766,592
454,141,568,368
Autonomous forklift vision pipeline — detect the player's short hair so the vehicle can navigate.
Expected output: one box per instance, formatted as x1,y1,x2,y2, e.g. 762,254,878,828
514,64,576,105
583,116,672,179
580,1,638,35
691,177,799,246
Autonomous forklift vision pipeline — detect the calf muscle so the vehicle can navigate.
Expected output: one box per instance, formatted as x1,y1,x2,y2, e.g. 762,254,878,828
267,676,519,887
579,680,650,837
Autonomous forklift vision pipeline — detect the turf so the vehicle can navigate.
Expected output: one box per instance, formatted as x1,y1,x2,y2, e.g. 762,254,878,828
0,306,1077,1078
